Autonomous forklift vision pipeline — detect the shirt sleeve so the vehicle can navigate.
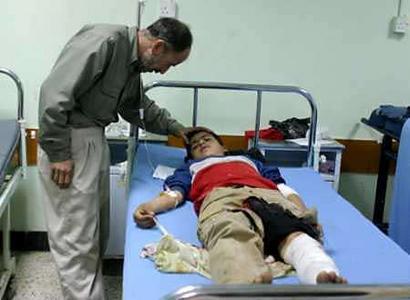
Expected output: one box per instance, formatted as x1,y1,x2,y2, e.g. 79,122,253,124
141,93,185,136
118,81,185,137
38,25,112,162
254,159,286,185
164,164,192,198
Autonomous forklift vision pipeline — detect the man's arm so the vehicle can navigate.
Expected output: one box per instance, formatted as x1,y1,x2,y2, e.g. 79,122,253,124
39,26,113,188
140,94,185,136
39,25,111,162
118,86,185,137
134,191,183,228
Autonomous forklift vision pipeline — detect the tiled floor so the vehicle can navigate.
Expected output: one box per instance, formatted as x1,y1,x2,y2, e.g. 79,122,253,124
5,252,122,300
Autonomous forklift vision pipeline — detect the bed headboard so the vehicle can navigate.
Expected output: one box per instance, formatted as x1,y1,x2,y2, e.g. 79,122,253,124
140,81,318,168
0,68,24,121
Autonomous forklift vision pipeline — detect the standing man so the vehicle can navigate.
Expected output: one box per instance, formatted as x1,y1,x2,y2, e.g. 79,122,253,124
38,18,192,300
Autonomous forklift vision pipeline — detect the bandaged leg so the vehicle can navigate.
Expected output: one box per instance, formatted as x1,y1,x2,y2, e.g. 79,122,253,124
280,233,341,284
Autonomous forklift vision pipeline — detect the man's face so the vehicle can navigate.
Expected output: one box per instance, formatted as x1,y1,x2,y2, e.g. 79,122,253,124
140,41,190,74
190,131,225,160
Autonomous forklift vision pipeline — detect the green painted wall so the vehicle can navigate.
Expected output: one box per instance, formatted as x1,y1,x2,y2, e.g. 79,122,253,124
1,0,409,230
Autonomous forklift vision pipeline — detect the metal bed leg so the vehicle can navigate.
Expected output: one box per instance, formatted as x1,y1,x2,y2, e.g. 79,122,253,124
3,205,15,271
373,134,392,233
0,204,16,298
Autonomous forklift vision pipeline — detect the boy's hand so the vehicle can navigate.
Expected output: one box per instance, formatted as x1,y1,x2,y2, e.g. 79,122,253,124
314,223,324,241
134,203,156,228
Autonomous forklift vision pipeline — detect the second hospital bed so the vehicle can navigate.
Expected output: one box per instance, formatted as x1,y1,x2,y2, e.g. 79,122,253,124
123,81,410,299
0,68,26,298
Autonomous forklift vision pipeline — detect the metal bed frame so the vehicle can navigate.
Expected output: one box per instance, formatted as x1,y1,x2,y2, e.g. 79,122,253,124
123,80,319,260
0,68,27,298
139,80,319,169
164,284,410,300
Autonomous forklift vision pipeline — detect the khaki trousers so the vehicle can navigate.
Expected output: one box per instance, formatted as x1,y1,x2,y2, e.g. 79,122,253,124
38,127,109,300
197,186,304,284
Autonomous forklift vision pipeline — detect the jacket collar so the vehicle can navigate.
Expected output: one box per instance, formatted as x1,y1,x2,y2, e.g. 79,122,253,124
128,26,141,72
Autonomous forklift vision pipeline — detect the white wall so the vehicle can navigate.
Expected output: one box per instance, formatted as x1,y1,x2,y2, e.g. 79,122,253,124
10,167,46,231
1,0,409,230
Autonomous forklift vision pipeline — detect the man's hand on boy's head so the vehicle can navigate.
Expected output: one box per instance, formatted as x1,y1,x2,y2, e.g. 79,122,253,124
180,126,208,145
178,128,189,144
134,203,156,228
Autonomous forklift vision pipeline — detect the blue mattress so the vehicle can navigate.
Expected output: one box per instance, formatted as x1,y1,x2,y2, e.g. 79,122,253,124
389,119,410,254
123,143,410,300
0,120,20,185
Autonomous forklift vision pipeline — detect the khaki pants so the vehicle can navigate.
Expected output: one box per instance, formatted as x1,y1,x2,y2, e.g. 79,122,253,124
197,186,305,284
38,127,109,300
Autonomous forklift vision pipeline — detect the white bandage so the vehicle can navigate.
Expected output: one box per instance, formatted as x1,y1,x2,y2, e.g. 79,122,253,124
277,183,299,198
160,190,180,208
280,233,339,284
163,190,179,199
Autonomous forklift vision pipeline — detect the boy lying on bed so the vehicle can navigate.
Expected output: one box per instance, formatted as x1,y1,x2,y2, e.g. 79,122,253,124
134,126,347,285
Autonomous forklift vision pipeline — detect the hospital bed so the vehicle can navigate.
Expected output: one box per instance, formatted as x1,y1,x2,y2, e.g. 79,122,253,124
123,81,410,300
0,68,26,298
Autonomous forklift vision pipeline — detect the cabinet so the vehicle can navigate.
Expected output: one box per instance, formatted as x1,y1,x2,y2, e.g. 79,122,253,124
361,118,400,233
104,132,168,257
105,162,128,257
250,139,345,190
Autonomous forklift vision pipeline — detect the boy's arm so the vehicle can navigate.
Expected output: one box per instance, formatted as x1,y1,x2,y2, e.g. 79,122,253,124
255,160,286,184
134,190,184,228
255,159,305,209
277,183,323,236
276,183,307,211
134,163,192,228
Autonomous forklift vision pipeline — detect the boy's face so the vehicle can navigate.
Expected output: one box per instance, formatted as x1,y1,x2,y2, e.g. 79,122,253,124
190,131,225,159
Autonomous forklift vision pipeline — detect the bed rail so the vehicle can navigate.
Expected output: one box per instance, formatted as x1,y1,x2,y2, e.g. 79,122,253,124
0,68,24,120
0,67,26,298
164,284,410,300
143,81,318,168
0,68,26,177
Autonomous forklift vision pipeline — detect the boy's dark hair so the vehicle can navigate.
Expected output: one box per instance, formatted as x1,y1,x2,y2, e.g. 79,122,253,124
147,17,193,52
184,127,223,159
183,127,267,162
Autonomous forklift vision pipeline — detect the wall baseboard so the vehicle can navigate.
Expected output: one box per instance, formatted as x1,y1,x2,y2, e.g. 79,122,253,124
26,128,38,166
9,231,123,275
10,231,49,251
169,135,396,174
27,129,396,174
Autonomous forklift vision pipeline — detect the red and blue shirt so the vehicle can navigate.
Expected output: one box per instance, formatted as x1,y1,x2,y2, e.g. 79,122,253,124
164,155,285,215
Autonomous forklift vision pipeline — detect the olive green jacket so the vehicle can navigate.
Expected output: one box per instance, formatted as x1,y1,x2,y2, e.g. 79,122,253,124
39,24,184,162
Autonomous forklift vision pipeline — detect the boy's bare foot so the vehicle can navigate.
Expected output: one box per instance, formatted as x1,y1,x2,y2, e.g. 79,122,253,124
252,271,273,284
316,271,347,284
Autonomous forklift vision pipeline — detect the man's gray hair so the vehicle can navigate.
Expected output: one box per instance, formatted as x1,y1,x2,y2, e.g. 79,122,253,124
146,17,193,52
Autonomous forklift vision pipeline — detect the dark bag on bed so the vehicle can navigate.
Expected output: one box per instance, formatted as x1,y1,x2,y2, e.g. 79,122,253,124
269,117,310,139
368,105,410,137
